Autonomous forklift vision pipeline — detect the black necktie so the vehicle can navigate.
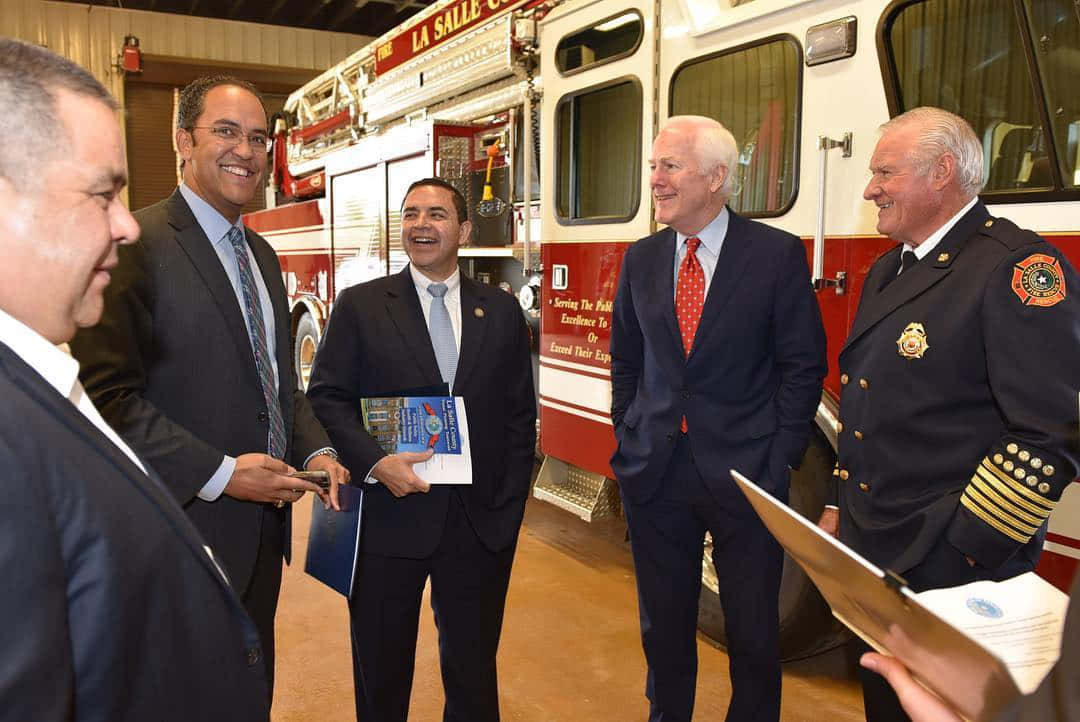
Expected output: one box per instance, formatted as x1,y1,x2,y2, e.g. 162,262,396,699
884,250,918,290
899,250,918,275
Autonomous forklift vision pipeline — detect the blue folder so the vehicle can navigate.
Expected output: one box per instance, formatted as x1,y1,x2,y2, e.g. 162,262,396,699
304,484,363,597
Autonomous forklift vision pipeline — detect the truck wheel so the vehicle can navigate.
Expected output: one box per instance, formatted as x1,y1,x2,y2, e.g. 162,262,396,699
294,313,319,391
696,429,848,661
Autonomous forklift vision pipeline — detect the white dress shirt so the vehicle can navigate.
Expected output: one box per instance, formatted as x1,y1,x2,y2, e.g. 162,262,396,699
0,308,146,474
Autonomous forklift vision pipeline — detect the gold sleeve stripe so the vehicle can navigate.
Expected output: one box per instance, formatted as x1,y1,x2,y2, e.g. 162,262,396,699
980,459,1056,509
964,484,1040,534
960,494,1030,543
972,467,1055,520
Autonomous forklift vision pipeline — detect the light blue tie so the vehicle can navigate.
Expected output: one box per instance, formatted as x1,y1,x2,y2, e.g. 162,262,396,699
427,282,457,390
228,225,286,458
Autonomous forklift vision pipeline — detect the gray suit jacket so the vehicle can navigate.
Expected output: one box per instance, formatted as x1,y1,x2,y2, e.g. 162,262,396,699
70,189,331,595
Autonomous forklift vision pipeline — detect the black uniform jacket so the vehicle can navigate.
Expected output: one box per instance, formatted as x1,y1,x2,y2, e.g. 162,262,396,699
833,202,1080,575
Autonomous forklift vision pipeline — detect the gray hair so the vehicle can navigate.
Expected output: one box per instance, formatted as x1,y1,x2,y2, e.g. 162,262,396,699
881,107,985,197
659,115,738,198
0,38,116,188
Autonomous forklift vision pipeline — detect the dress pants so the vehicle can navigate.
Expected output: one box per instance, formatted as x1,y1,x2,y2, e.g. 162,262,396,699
622,434,783,722
857,530,1035,721
242,505,286,702
348,490,517,722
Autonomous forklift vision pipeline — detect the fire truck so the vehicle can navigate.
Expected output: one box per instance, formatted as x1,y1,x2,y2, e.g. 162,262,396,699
244,0,1080,658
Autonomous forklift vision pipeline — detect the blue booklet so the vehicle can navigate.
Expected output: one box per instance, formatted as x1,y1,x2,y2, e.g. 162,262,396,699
304,484,363,598
360,396,464,455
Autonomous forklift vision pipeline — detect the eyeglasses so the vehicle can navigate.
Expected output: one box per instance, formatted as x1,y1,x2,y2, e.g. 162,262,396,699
190,125,271,153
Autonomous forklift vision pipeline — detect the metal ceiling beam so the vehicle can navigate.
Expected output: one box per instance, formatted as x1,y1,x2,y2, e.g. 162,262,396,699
298,0,336,28
328,0,369,30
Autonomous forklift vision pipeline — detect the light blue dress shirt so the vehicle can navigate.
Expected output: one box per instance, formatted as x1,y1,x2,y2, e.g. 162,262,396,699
672,206,730,301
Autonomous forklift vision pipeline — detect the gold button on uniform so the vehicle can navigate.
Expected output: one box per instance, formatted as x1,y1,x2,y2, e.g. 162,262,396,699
1018,450,1031,462
858,482,870,492
1031,458,1043,469
1003,461,1014,471
841,373,849,385
859,378,869,389
1013,468,1026,479
839,469,850,480
1006,443,1019,454
1038,482,1051,494
1043,465,1055,476
993,453,1004,465
854,430,863,440
1026,475,1038,487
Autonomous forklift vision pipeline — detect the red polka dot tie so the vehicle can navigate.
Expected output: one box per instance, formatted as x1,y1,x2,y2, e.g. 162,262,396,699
676,236,704,432
676,236,705,357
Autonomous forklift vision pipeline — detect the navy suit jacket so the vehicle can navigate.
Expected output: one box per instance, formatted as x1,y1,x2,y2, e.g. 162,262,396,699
0,342,268,722
307,268,536,557
610,210,827,506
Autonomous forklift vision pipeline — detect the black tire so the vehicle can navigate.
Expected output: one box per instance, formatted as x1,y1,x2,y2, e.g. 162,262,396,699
696,428,850,661
294,313,319,392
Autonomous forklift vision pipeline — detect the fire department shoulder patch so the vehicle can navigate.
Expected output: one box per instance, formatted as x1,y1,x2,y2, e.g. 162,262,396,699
1011,253,1066,307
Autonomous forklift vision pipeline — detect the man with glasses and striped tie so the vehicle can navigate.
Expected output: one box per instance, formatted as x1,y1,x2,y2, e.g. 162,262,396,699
307,178,536,722
71,75,350,702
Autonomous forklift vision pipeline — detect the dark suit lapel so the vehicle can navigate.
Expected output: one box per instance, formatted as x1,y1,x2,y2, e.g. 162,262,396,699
688,210,755,358
385,267,443,382
455,275,488,394
643,229,683,355
0,344,235,591
165,191,261,390
842,202,989,354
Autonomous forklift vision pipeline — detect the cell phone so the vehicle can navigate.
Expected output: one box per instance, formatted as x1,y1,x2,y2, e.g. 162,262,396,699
290,470,331,489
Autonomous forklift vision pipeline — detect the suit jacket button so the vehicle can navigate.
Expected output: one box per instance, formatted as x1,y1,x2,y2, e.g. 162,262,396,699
840,373,849,385
257,411,268,422
682,390,691,399
859,378,869,389
246,647,261,666
853,430,863,440
858,482,870,492
839,469,850,480
666,433,674,442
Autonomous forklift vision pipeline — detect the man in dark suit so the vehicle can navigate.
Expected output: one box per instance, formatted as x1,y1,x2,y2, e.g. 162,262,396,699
70,75,350,696
0,39,268,721
306,178,536,722
817,107,1080,721
610,115,827,722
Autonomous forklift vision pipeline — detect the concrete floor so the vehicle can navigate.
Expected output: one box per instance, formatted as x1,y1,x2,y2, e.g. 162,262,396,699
272,494,865,722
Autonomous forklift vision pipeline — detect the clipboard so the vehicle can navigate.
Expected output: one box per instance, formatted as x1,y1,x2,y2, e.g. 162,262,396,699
730,469,1029,722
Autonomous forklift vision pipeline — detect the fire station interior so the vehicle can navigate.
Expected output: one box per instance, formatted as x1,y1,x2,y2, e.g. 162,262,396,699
19,0,1080,719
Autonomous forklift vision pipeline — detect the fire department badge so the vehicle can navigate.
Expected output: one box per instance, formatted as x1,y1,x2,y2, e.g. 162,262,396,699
896,322,930,359
1011,253,1066,307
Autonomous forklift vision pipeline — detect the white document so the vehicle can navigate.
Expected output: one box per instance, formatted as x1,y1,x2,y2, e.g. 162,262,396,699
915,573,1068,694
413,397,472,484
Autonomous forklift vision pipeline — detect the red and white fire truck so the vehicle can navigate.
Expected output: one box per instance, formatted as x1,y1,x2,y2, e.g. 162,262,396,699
245,0,1080,657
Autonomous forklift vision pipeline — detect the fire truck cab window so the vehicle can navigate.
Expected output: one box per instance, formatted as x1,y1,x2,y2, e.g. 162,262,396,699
556,12,643,75
670,37,801,218
884,0,1080,193
555,79,642,223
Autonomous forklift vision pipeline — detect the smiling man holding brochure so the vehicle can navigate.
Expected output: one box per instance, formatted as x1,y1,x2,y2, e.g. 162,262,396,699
307,177,536,722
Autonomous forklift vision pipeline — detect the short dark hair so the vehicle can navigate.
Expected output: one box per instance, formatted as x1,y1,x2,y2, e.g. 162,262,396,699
0,38,116,187
176,74,265,131
403,177,469,224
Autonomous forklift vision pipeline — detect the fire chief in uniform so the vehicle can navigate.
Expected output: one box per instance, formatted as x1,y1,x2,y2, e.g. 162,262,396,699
610,115,827,722
818,107,1080,721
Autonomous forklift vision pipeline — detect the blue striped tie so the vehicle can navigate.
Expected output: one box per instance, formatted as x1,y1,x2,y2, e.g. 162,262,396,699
228,225,286,458
427,282,457,390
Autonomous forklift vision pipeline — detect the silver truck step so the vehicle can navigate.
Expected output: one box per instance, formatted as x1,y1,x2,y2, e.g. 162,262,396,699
532,456,620,522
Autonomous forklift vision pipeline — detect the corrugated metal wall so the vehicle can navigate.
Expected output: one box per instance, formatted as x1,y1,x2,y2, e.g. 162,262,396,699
0,0,370,203
1,0,370,100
